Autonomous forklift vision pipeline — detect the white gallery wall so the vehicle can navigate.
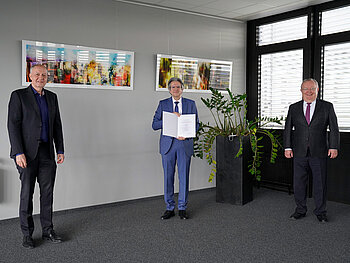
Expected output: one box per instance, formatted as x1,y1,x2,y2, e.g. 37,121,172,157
0,0,246,220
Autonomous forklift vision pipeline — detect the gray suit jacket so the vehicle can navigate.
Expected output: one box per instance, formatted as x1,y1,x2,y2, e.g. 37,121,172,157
283,99,339,158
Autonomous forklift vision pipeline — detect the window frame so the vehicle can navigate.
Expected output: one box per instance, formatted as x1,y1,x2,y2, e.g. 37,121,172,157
247,7,313,122
314,2,350,101
247,0,350,132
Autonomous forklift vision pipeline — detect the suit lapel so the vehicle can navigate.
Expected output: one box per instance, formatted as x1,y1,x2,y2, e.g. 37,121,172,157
26,85,40,117
45,90,54,129
310,99,320,125
182,98,188,114
296,101,306,124
166,97,173,112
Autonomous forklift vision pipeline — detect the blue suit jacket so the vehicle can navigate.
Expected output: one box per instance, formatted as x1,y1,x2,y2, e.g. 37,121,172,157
152,97,199,156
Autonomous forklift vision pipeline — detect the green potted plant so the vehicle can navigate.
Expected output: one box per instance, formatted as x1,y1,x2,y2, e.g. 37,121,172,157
194,88,283,205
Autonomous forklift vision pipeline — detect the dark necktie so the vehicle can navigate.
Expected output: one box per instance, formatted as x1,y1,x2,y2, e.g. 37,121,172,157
305,103,311,125
174,101,179,113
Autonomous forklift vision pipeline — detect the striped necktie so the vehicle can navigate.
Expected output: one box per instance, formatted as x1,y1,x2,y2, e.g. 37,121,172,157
305,103,311,125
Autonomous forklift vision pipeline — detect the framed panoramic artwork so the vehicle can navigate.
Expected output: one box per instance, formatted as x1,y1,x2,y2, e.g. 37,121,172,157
22,40,134,90
156,54,232,93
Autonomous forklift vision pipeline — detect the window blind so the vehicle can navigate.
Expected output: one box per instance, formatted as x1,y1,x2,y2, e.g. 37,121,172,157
259,49,303,128
323,42,350,131
257,16,307,46
321,5,350,36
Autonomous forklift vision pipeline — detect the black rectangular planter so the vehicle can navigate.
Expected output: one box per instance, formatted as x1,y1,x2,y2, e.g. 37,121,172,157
216,135,253,205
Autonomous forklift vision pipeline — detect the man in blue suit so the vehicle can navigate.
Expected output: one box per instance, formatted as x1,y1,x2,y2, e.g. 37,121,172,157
152,77,199,220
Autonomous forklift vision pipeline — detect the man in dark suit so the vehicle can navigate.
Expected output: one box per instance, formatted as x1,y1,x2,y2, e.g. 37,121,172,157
152,77,199,220
284,78,339,223
8,65,65,248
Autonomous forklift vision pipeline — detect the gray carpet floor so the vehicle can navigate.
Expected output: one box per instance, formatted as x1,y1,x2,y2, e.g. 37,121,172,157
1,188,350,263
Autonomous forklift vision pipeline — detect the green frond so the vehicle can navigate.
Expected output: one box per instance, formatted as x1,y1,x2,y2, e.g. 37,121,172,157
193,87,284,181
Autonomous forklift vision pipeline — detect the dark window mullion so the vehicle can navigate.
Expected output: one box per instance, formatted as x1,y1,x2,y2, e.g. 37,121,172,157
257,39,307,55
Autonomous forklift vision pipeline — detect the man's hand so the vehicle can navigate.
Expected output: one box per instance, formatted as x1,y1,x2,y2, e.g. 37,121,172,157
328,149,338,159
173,112,181,117
16,154,27,168
285,149,293,158
57,154,65,164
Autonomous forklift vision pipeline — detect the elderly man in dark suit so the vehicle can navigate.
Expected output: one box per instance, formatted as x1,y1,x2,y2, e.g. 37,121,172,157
284,78,339,223
8,65,65,248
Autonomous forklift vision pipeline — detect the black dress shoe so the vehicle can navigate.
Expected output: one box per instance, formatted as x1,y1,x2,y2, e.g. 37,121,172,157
317,214,328,223
22,235,34,249
42,230,63,243
289,212,306,220
179,210,189,220
161,210,175,220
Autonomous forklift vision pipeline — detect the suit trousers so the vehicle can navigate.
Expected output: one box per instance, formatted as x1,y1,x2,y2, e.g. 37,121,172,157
17,142,57,236
161,139,191,211
293,153,327,216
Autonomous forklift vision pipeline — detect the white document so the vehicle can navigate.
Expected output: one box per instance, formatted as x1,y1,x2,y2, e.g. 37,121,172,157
162,111,196,138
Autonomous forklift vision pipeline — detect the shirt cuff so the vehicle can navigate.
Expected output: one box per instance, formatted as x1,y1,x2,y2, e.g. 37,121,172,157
57,151,64,154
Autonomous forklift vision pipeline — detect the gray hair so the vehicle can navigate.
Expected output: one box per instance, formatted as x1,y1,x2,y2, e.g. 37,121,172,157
168,77,184,91
30,64,48,74
301,78,319,89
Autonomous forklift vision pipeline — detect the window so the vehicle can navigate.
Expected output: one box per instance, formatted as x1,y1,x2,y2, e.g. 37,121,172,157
260,50,303,127
248,1,350,132
255,16,307,128
321,5,350,35
320,3,350,131
258,16,308,46
322,42,350,131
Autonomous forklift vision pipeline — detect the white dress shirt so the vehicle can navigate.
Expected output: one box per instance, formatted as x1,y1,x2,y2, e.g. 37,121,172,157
303,100,316,122
172,97,182,114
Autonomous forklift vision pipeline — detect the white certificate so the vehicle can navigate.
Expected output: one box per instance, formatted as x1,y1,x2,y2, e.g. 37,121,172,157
162,111,196,138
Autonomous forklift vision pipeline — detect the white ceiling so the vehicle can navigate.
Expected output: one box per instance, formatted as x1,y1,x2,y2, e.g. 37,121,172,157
115,0,332,21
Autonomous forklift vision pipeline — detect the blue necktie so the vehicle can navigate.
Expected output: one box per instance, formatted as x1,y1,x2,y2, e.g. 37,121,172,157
174,101,179,113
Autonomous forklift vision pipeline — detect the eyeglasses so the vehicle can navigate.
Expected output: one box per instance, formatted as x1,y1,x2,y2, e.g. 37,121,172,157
301,88,317,91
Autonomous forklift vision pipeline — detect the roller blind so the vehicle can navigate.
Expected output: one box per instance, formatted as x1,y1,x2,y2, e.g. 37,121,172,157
259,49,303,128
321,5,350,35
257,16,307,46
322,42,350,131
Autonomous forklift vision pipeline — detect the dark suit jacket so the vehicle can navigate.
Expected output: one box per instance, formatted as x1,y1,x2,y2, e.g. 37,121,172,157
7,85,64,162
283,99,339,158
152,97,199,156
